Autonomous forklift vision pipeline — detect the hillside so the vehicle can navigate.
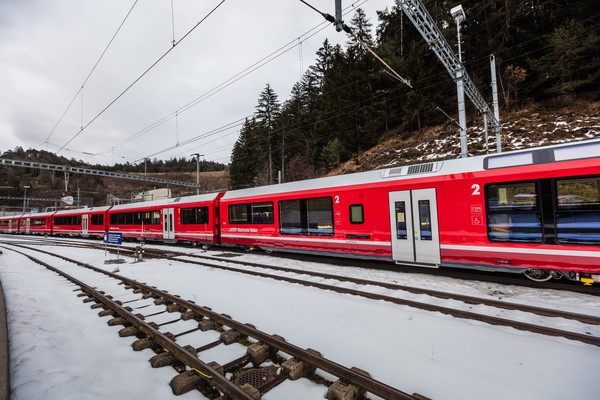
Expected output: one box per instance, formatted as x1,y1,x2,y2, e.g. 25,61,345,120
228,1,600,189
328,100,600,175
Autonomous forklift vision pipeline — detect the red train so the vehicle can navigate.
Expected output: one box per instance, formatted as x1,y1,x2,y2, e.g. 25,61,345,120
2,140,599,284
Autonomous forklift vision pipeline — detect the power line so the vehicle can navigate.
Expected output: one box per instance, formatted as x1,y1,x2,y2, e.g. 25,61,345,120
298,0,411,87
41,0,140,148
56,0,227,153
91,0,370,161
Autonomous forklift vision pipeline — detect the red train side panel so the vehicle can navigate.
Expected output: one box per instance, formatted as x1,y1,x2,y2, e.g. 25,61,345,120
219,139,600,282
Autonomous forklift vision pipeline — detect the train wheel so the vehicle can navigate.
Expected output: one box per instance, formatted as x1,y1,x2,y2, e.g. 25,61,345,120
523,269,552,282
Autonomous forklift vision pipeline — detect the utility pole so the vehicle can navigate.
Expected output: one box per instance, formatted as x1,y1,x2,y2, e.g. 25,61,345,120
451,4,468,158
191,153,203,195
334,0,343,32
23,185,30,213
490,54,502,153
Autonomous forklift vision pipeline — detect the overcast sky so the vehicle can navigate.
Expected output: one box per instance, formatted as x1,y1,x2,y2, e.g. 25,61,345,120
0,0,394,166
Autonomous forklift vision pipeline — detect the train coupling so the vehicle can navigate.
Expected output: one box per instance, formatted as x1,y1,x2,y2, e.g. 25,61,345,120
575,272,599,286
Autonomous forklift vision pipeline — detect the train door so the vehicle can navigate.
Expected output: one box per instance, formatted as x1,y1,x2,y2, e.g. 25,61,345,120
82,214,89,237
163,208,175,240
388,188,440,266
25,218,30,234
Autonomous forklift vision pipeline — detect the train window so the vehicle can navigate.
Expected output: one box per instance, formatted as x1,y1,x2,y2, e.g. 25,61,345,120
487,182,538,211
394,202,407,240
0,220,8,227
279,200,302,234
152,211,161,225
110,211,160,226
251,202,274,224
279,197,334,236
228,202,274,224
554,176,600,245
91,214,103,226
418,200,432,241
307,197,333,235
31,218,45,226
349,204,364,224
229,204,248,224
181,207,209,225
54,215,82,226
485,181,543,243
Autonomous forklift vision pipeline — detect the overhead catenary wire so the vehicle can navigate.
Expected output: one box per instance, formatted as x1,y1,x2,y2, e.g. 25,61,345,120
41,0,140,148
120,7,600,169
56,0,227,154
298,0,412,88
91,0,370,161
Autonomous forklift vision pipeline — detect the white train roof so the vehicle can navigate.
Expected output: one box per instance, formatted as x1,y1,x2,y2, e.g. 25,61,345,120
222,139,600,200
53,206,112,216
109,192,220,211
22,210,57,218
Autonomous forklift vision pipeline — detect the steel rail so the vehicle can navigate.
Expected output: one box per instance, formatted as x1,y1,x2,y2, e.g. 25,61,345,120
0,246,256,400
95,245,600,347
7,236,600,324
7,243,419,400
153,249,600,325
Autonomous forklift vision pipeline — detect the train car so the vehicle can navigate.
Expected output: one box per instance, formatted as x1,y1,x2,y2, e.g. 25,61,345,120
9,214,25,234
107,193,222,244
219,139,600,283
0,215,14,234
24,211,55,235
79,206,111,238
52,209,86,236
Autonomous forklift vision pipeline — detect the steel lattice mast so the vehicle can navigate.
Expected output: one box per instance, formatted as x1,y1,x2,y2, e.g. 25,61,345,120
395,0,502,156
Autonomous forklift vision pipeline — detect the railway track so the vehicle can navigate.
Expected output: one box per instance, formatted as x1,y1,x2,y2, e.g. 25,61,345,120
5,237,600,348
4,233,597,295
0,243,426,400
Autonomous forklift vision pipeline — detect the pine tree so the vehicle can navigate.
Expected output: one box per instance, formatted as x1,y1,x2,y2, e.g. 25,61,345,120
254,84,281,185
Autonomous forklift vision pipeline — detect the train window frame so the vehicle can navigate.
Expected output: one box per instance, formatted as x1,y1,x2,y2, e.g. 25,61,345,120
349,204,364,224
484,180,544,244
228,202,274,225
31,218,46,226
91,214,104,226
279,196,334,237
54,215,82,226
418,200,433,241
181,206,209,225
552,175,600,246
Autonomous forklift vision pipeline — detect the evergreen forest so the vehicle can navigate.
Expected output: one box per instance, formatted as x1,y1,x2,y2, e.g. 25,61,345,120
229,0,600,189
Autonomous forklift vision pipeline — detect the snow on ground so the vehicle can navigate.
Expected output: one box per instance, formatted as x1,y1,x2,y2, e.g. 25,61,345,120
1,236,600,400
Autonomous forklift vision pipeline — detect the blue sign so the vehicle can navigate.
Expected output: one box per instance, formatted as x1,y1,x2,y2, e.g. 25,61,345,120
103,232,122,245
